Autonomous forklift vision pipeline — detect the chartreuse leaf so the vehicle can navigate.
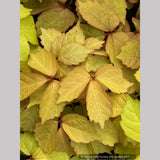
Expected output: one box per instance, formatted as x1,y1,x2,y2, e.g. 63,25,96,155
84,37,104,50
40,28,62,52
28,49,58,77
20,35,30,62
105,32,132,67
32,147,69,160
80,55,110,73
20,105,40,132
135,155,140,160
95,64,133,94
120,95,140,142
57,67,91,104
117,38,140,69
20,132,38,155
62,114,100,143
27,84,48,109
80,23,105,40
122,67,140,94
54,128,76,156
93,120,119,146
34,120,58,154
40,81,65,124
58,42,93,65
77,0,126,31
86,80,112,128
134,68,140,82
20,61,32,72
36,7,76,34
20,71,47,101
20,4,32,19
110,93,126,118
71,140,112,155
20,15,38,45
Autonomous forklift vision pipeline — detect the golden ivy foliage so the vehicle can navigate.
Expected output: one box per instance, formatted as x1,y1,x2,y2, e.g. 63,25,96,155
20,1,140,159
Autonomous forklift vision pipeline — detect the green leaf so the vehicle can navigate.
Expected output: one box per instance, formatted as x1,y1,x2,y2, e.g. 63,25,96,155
58,42,93,65
20,132,38,155
20,15,38,45
28,49,58,77
20,61,32,72
120,95,140,142
34,120,58,154
77,0,127,31
57,67,91,104
93,121,119,146
134,69,140,82
40,81,65,124
20,71,47,101
20,4,32,19
110,93,126,118
86,80,113,128
20,105,40,132
62,114,100,143
80,23,105,40
95,64,133,94
32,147,70,160
84,37,104,50
36,7,76,34
20,35,30,62
54,128,76,156
117,38,140,69
71,140,112,155
40,27,62,52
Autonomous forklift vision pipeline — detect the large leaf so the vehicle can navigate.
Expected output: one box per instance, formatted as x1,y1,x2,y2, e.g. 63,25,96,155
120,95,140,142
110,93,126,118
57,67,91,104
28,49,58,77
95,64,133,94
77,0,127,31
32,147,70,160
86,80,113,128
20,71,47,101
20,105,40,132
117,38,140,69
20,132,38,155
54,128,76,156
36,7,76,34
58,42,93,65
94,120,119,146
40,27,62,52
40,81,65,124
34,120,58,154
62,114,100,143
71,140,112,155
20,4,32,19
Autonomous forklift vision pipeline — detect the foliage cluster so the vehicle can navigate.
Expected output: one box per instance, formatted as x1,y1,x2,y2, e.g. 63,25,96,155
20,0,140,160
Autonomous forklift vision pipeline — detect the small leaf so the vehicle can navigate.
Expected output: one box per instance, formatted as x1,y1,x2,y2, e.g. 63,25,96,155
28,49,58,77
62,114,100,143
58,42,93,65
20,105,40,132
117,38,140,69
86,80,113,128
20,132,38,155
40,81,65,124
120,95,140,142
20,71,47,101
84,37,104,50
34,120,58,154
36,7,76,34
20,4,32,19
95,64,133,94
20,61,32,72
57,67,91,104
94,120,119,146
54,128,76,156
32,147,70,160
40,27,62,52
134,69,140,82
132,17,140,32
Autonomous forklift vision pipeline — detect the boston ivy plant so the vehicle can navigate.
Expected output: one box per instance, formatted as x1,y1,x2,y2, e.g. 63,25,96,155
20,0,140,160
